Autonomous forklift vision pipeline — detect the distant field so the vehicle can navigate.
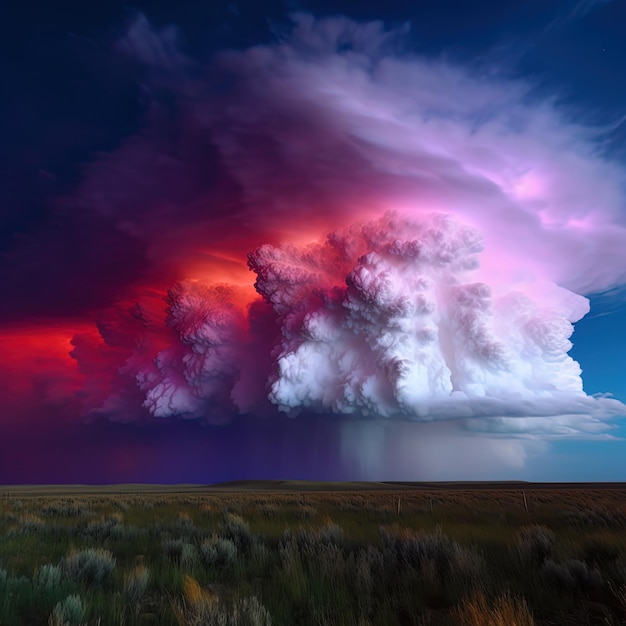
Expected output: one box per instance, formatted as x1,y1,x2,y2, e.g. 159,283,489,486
3,479,625,496
1,483,625,625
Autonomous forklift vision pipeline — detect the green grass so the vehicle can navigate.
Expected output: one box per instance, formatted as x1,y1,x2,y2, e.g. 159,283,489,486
0,487,625,625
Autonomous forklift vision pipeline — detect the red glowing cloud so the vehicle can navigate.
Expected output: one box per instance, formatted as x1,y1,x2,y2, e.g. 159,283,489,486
0,324,88,430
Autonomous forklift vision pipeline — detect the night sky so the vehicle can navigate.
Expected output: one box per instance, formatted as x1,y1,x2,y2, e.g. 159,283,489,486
1,0,625,483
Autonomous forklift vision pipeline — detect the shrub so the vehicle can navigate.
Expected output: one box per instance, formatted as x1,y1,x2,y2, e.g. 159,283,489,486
109,522,138,541
308,542,346,583
542,558,603,591
61,548,116,586
50,594,85,626
163,538,187,559
40,501,88,517
566,559,603,589
78,516,125,541
0,567,7,588
181,542,199,569
36,563,62,589
16,514,45,534
219,514,253,554
250,542,270,572
380,525,483,582
201,537,238,568
278,538,307,602
516,525,555,565
560,507,626,529
360,545,384,580
317,522,344,545
582,539,620,568
230,595,273,626
163,539,197,568
282,521,344,556
350,548,381,618
542,559,575,589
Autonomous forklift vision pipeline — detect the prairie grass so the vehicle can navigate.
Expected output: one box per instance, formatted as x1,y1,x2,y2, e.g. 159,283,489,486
0,486,625,624
455,591,534,626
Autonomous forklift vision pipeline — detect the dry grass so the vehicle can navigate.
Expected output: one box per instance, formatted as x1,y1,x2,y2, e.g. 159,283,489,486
456,591,534,626
172,576,217,625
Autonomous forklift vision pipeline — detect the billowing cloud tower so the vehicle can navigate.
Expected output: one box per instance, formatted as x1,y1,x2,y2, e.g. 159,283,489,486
248,212,590,420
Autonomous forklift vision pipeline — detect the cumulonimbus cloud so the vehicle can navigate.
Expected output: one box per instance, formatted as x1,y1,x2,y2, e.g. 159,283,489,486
49,13,626,439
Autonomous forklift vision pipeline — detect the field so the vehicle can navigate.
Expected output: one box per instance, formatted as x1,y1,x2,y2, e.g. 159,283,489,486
1,482,626,625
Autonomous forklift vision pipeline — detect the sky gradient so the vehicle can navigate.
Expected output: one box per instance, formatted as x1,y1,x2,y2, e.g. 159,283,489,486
1,0,625,483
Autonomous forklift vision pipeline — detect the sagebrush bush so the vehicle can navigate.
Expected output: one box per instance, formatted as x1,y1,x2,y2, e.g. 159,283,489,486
36,563,62,589
14,513,45,534
220,514,253,554
230,595,273,626
516,525,555,565
250,542,270,571
282,521,344,556
181,542,199,569
201,537,238,568
542,558,603,591
582,539,620,568
164,539,198,568
308,542,346,583
163,538,187,559
79,517,125,541
350,548,379,618
61,548,116,586
0,511,18,524
380,525,483,582
50,594,85,626
40,501,89,517
316,522,344,545
561,507,626,529
153,518,197,539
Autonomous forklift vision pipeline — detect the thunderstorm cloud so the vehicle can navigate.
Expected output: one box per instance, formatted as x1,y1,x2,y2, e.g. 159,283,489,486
60,15,626,440
3,12,625,480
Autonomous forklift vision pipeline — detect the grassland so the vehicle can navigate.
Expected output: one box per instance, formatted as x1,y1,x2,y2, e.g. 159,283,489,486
0,482,625,625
